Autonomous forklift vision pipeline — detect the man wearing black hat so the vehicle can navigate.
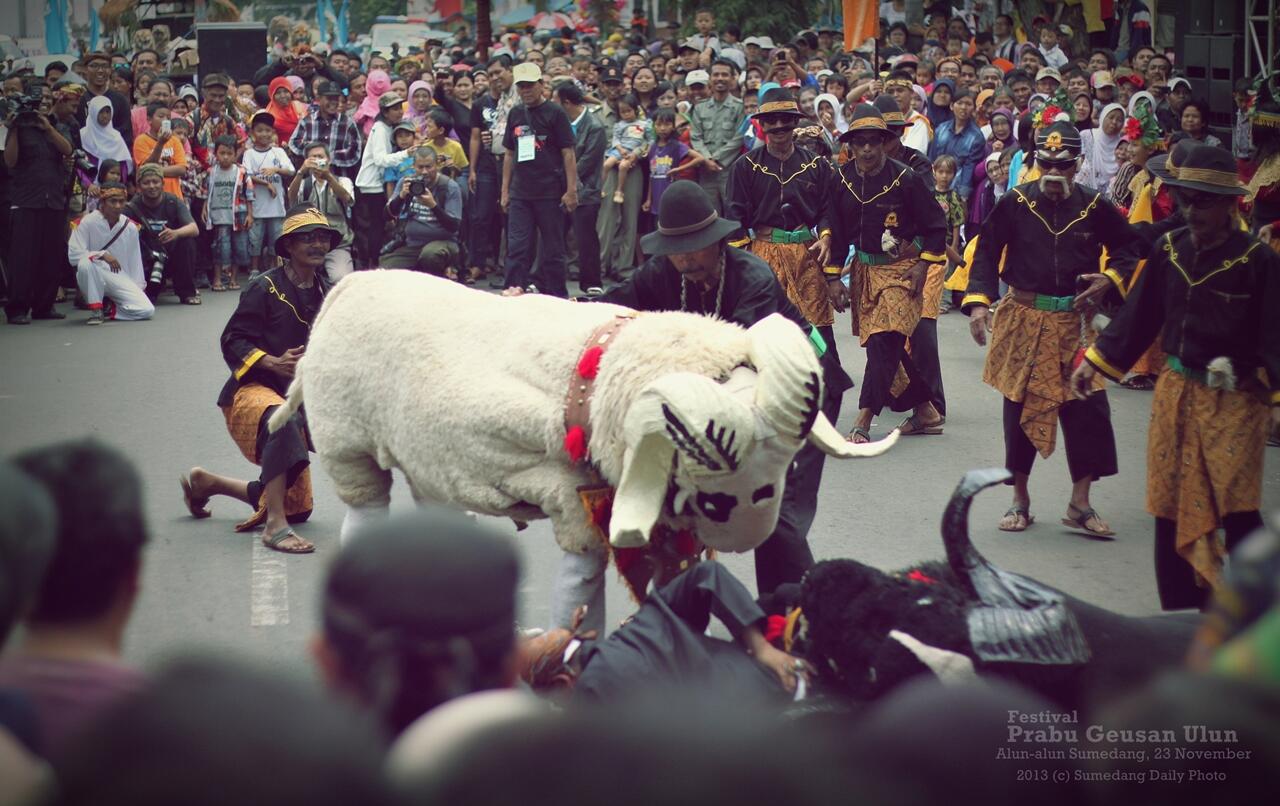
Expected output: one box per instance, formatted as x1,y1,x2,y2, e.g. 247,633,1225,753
286,79,364,180
601,179,844,595
182,205,344,555
1073,144,1280,609
727,87,844,358
962,121,1140,537
873,94,931,180
827,104,948,445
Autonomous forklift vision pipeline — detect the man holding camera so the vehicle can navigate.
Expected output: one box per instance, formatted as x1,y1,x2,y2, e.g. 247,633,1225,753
4,87,73,324
286,81,363,182
125,163,200,304
288,142,355,281
382,146,463,276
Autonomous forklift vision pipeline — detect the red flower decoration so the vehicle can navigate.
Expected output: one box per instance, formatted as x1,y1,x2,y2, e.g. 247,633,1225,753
564,425,587,463
907,569,938,586
1124,116,1142,141
763,614,788,644
577,345,604,379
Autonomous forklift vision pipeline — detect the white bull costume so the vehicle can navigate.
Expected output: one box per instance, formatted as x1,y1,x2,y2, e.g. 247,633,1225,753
268,270,897,629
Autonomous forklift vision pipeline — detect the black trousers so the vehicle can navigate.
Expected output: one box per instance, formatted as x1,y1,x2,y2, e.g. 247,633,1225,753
572,203,602,291
5,207,65,318
148,237,197,299
860,331,931,415
353,189,388,268
1003,393,1118,482
753,379,845,594
1154,512,1263,611
505,197,567,297
245,405,310,511
899,317,946,416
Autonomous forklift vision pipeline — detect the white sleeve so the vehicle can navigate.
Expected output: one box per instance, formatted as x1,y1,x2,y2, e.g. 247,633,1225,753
363,124,406,170
68,221,95,268
274,147,295,174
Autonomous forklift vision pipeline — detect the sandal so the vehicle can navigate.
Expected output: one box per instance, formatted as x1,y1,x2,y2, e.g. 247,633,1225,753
210,283,226,292
227,281,241,290
999,506,1034,532
181,296,202,305
261,527,315,554
898,413,945,436
179,473,211,519
847,426,871,444
1062,504,1115,538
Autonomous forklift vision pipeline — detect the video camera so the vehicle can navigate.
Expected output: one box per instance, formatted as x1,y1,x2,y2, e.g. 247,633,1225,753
0,93,46,125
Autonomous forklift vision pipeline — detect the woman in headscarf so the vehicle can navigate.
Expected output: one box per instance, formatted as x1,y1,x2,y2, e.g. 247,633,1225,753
814,92,847,154
287,76,307,102
984,107,1015,151
79,95,134,189
265,76,306,145
1079,102,1127,191
355,69,392,137
406,79,434,136
925,77,955,129
1127,90,1157,119
1072,92,1096,131
974,88,995,128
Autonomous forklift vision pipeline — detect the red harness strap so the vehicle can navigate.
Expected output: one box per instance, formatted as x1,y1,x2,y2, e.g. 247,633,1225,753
563,313,637,463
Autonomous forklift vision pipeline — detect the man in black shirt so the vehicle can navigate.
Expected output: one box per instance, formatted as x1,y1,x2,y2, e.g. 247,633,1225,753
3,91,73,324
75,52,132,143
555,82,606,295
499,62,578,298
467,57,512,286
126,163,200,304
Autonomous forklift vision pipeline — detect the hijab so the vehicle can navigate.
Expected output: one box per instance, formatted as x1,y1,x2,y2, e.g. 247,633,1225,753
407,79,434,129
814,93,847,133
927,78,955,128
266,76,301,143
1082,102,1127,190
1127,91,1156,117
80,95,133,165
357,69,391,135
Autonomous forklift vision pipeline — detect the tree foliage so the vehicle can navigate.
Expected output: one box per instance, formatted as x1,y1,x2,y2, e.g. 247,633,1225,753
676,0,813,44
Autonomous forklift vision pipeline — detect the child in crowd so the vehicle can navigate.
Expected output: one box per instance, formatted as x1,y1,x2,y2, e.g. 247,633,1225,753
87,160,124,213
384,122,419,198
644,108,704,216
931,154,966,311
204,136,253,292
422,108,469,187
241,111,294,284
602,93,652,204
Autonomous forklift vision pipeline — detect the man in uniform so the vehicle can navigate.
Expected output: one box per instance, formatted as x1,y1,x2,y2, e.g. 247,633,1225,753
1072,144,1280,609
962,121,1140,535
688,59,745,212
826,105,947,445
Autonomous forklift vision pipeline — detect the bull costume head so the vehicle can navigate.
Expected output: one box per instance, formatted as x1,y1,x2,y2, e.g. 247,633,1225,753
610,314,897,552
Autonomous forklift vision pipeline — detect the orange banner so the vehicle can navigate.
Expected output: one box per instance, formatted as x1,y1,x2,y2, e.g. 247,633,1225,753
843,0,881,52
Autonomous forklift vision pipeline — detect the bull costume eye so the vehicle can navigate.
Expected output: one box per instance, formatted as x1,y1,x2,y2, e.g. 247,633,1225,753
751,484,775,505
695,491,737,522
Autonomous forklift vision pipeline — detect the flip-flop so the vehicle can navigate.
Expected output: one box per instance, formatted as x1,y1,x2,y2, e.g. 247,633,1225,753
898,414,945,436
179,474,211,519
1062,506,1115,537
181,296,202,305
998,506,1034,532
261,527,315,554
210,285,226,292
846,426,871,444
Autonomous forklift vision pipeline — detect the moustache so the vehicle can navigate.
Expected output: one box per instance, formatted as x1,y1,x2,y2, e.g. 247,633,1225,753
1039,175,1071,193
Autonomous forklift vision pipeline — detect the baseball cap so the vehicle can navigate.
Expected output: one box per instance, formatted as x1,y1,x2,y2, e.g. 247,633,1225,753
678,38,700,53
1035,66,1062,83
512,62,542,84
742,36,776,49
1091,71,1116,89
378,92,404,109
316,80,344,97
201,72,231,89
250,110,276,128
1168,77,1192,93
601,65,623,84
686,69,710,86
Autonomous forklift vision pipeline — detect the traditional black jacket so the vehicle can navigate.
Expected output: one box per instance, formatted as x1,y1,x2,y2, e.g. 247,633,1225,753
826,157,948,276
725,144,834,242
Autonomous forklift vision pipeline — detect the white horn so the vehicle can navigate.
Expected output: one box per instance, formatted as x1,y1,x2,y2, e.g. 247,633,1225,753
806,413,900,458
888,630,978,685
746,314,824,439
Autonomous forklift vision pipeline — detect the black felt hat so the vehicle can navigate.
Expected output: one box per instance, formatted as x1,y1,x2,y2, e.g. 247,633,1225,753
751,86,807,120
638,181,740,256
1162,143,1245,196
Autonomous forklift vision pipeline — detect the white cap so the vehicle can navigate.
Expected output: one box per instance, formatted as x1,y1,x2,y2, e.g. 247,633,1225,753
512,62,542,84
1035,66,1062,83
686,69,710,86
742,36,776,50
718,47,746,70
1168,76,1192,92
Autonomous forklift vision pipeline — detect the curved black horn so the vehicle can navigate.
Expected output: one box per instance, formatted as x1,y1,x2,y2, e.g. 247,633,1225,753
941,468,1012,600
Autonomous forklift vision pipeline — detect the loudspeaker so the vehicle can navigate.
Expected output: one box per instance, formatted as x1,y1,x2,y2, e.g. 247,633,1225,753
1213,0,1243,33
195,22,269,87
1185,0,1214,34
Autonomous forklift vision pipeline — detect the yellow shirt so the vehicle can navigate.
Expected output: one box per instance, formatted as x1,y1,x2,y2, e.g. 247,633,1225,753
427,136,469,171
132,132,188,200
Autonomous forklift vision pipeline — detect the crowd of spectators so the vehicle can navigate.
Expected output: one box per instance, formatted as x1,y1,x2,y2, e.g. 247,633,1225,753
5,1,1274,326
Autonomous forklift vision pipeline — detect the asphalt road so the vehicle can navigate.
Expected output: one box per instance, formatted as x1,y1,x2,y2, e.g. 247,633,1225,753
3,286,1277,680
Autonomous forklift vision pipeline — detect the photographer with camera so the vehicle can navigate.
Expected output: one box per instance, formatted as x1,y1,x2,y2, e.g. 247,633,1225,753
288,141,355,281
125,163,200,305
381,146,462,276
3,84,73,325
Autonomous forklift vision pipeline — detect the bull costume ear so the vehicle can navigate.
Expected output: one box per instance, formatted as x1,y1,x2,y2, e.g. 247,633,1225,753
611,373,755,549
745,313,900,458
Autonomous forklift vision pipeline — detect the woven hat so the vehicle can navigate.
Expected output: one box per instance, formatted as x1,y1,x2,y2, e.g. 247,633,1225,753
1248,71,1280,130
839,103,894,142
275,205,342,255
1034,120,1082,160
638,181,739,256
1146,137,1197,181
751,86,806,120
872,94,906,128
1161,143,1244,196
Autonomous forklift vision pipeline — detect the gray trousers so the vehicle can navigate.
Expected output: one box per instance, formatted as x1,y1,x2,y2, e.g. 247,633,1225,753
597,167,644,273
698,168,731,214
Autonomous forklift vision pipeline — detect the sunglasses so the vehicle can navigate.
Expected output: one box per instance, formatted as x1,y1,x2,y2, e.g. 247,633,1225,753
1038,158,1077,171
846,136,884,149
1172,188,1223,210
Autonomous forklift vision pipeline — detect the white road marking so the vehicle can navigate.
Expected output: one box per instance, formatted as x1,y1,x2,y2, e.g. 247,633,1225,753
250,540,290,626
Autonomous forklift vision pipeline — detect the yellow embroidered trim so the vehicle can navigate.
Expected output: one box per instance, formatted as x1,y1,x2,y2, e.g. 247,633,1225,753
728,237,750,248
823,265,842,276
1085,345,1125,381
818,228,832,239
1271,390,1280,405
1163,235,1262,287
264,275,310,328
744,154,822,186
1012,187,1100,236
920,250,946,263
1102,267,1127,299
839,165,908,205
961,293,992,308
235,348,267,380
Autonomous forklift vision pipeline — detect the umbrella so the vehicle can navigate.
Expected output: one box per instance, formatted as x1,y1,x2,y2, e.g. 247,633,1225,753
529,11,573,30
